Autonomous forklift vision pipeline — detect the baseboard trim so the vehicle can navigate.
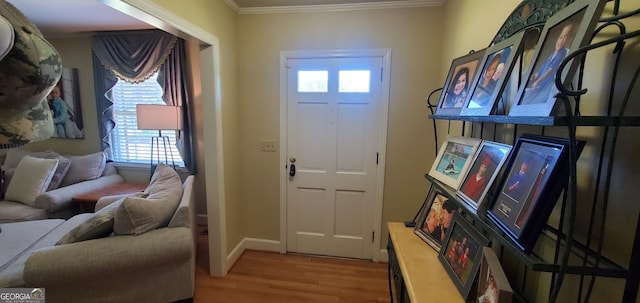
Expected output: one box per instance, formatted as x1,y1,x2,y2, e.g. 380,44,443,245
379,249,389,263
226,237,281,272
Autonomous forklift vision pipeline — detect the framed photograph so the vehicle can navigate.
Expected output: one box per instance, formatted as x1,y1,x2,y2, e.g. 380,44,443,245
460,31,526,116
434,49,486,116
477,247,513,303
457,141,512,211
487,134,585,253
48,67,84,139
439,212,489,300
413,186,460,251
509,0,607,116
429,135,482,189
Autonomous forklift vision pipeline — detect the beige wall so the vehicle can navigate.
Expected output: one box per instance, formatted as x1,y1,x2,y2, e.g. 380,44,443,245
147,0,245,251
238,7,446,242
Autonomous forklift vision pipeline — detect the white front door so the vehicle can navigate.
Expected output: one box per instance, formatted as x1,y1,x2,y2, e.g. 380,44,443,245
285,54,385,259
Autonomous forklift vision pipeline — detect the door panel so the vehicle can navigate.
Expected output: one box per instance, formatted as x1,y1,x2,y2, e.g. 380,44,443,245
286,56,382,259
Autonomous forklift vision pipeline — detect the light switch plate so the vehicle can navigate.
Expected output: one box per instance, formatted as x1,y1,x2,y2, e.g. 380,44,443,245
260,140,277,152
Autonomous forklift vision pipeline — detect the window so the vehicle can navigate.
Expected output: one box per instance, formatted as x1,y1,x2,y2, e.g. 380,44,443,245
298,70,328,92
111,73,184,166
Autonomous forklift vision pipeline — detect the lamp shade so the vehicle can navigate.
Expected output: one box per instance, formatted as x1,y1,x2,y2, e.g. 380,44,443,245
136,104,182,130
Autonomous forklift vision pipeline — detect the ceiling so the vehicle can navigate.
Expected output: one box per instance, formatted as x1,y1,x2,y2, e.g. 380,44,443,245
5,0,443,36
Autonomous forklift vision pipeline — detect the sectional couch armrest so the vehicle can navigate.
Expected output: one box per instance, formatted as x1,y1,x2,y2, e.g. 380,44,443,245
24,227,193,286
34,174,125,213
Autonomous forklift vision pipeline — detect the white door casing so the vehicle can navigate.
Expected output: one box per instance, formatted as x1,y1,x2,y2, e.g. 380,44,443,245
280,49,391,260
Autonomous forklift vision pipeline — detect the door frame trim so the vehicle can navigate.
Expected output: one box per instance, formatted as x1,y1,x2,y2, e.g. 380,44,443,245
279,49,391,261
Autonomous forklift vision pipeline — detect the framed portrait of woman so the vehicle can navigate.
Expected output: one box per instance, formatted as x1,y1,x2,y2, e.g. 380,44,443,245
434,49,486,116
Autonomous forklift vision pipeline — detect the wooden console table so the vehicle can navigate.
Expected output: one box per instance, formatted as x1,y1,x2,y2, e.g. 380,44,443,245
387,222,465,303
72,182,147,213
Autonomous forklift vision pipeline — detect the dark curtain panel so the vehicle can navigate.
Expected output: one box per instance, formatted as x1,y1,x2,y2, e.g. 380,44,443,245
92,29,196,172
92,52,118,160
158,39,196,173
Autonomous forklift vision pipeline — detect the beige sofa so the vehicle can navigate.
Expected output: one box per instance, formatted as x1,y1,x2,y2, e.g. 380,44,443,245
0,150,124,222
0,165,195,303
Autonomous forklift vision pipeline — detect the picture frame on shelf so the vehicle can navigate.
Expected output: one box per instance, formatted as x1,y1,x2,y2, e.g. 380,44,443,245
477,247,513,303
429,135,482,189
413,186,460,252
439,212,489,301
460,31,526,116
457,141,512,212
508,0,607,116
434,49,486,116
487,134,585,253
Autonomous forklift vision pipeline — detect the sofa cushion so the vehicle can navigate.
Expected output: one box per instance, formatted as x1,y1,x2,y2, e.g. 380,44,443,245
0,201,48,223
114,163,183,235
4,156,58,206
2,149,57,170
56,198,124,245
60,152,106,187
0,219,65,276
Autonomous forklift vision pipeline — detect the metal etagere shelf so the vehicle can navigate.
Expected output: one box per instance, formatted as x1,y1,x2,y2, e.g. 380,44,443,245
424,1,639,302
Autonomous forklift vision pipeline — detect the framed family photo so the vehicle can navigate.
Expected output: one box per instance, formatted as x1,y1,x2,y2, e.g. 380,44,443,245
429,135,482,189
457,141,512,212
49,67,84,139
414,186,460,252
439,212,489,300
477,247,513,303
460,31,526,116
487,134,584,253
434,49,486,116
509,0,607,116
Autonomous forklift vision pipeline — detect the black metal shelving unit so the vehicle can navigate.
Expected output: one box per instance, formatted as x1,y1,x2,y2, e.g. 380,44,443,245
421,1,639,302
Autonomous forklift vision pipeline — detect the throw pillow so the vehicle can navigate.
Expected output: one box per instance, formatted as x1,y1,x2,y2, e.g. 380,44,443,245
60,151,106,187
46,155,71,191
114,164,183,235
4,155,59,206
56,198,125,245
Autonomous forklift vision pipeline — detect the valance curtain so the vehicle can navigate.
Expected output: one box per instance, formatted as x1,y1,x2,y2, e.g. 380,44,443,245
92,29,196,173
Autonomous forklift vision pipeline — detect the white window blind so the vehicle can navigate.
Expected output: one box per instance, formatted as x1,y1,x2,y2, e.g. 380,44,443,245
111,73,184,166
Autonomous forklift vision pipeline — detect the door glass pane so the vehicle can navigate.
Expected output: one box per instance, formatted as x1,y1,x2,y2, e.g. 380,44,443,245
298,70,328,92
339,70,370,93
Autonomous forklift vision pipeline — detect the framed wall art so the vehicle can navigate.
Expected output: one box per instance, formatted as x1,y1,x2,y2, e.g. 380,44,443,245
413,186,460,252
48,67,84,139
487,134,585,253
460,31,526,116
429,135,482,189
434,49,486,116
477,247,513,303
457,141,512,212
508,0,607,116
439,212,489,301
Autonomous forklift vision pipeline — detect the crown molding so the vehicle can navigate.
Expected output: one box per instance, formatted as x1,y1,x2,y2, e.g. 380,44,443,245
224,0,445,14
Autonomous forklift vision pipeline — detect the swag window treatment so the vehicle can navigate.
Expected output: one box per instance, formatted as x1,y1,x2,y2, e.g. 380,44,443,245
92,29,195,173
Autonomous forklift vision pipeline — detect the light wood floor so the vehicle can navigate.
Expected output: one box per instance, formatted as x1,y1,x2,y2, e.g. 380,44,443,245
193,227,391,303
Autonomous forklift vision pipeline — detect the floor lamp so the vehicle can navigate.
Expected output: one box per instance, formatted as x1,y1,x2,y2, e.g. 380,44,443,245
136,104,182,175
